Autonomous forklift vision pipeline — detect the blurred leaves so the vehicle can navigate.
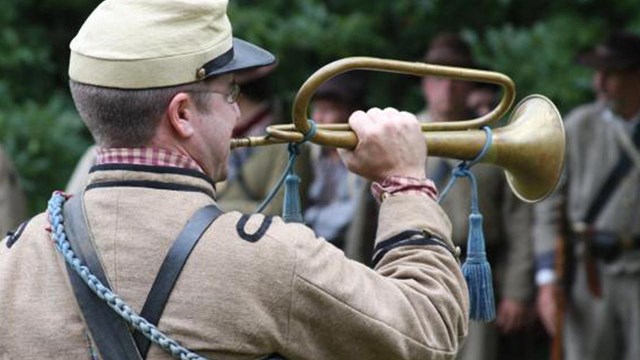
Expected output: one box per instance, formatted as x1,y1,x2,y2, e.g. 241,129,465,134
1,0,640,216
0,94,90,214
464,14,603,111
0,0,95,214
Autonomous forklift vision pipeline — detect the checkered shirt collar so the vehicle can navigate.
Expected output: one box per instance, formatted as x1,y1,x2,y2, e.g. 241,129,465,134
95,147,204,172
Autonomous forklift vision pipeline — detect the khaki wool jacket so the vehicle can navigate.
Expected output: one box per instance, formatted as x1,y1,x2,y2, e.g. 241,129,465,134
217,143,379,264
0,164,468,359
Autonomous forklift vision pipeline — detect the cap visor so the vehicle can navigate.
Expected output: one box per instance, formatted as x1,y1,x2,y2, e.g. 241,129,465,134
207,38,276,76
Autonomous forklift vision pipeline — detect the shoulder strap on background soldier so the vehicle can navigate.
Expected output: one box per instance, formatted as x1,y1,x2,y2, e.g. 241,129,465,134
584,121,640,225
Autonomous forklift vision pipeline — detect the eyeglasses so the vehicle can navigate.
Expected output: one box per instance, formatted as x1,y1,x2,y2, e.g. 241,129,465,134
215,82,241,103
192,82,241,104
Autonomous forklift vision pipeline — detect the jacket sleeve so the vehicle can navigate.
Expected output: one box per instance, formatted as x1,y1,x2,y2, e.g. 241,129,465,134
532,171,567,284
280,193,468,360
500,185,534,302
531,108,577,285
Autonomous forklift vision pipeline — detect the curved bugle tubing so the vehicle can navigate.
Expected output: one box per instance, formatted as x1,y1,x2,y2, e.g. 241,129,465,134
230,57,565,203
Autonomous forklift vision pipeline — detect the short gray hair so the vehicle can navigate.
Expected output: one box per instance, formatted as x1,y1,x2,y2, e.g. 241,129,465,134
69,80,213,147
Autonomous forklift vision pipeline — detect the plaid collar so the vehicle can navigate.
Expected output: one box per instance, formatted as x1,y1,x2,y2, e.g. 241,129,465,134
95,147,204,172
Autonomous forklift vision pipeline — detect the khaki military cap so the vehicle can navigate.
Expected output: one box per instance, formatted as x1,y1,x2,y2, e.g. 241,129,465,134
69,0,276,89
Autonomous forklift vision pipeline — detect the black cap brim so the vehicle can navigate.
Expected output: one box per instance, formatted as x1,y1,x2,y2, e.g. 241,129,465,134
203,38,276,78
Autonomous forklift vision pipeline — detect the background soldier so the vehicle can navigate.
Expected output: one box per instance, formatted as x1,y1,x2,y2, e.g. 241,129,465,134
418,33,535,360
304,72,370,249
0,146,26,237
534,31,640,360
0,0,468,359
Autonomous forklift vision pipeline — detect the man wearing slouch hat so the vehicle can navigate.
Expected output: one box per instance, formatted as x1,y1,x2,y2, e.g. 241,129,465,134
534,31,640,360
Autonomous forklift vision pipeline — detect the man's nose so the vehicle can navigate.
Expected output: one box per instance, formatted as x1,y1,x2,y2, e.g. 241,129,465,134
593,71,607,92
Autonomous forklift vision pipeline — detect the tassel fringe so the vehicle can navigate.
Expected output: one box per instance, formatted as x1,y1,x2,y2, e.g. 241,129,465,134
462,213,496,321
282,173,303,223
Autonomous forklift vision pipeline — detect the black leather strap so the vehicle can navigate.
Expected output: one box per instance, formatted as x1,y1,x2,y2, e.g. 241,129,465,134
63,196,143,360
585,123,640,224
65,198,280,359
134,204,224,358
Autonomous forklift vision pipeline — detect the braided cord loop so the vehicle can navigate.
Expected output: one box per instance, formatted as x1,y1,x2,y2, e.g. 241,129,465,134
438,126,493,206
255,120,317,214
47,192,207,360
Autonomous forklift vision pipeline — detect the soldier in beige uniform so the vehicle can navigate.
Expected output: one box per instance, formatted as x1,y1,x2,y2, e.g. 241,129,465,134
417,33,534,360
0,146,26,236
0,1,468,359
534,32,640,360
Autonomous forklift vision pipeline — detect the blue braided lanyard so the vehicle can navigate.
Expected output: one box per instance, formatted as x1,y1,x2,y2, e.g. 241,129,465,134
48,192,207,360
254,120,317,214
49,193,289,359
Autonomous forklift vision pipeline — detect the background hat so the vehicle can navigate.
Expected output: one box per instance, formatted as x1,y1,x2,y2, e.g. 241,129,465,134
69,0,276,89
577,31,640,71
423,33,477,68
313,71,368,108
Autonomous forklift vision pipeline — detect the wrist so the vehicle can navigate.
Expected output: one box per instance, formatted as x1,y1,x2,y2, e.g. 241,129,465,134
535,269,556,286
371,175,438,203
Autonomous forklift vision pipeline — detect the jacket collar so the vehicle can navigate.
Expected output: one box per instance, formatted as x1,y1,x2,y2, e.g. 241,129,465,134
86,163,216,199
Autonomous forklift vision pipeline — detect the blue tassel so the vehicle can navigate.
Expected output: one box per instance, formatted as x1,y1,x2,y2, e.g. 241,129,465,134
438,126,496,322
282,172,303,223
462,212,496,322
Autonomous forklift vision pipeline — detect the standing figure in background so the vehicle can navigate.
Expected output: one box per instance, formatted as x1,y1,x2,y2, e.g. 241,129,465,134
534,31,640,360
224,64,279,182
0,146,26,237
304,72,370,249
418,33,535,360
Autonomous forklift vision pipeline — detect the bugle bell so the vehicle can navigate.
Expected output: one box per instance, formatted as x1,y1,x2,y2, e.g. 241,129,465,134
230,57,565,203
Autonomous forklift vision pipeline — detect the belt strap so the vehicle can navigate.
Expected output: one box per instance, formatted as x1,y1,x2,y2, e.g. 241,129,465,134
134,204,223,358
64,196,143,360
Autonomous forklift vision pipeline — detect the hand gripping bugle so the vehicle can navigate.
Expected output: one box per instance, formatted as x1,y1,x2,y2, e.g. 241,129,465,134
230,57,566,203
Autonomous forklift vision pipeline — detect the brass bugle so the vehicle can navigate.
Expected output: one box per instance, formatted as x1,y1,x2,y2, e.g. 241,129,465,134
230,57,565,203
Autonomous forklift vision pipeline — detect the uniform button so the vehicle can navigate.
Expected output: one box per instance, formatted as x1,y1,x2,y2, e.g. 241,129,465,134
196,68,206,79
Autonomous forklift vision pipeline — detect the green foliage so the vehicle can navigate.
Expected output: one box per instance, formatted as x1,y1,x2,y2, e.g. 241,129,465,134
464,13,603,112
229,1,640,114
1,0,640,216
0,95,91,214
0,0,95,215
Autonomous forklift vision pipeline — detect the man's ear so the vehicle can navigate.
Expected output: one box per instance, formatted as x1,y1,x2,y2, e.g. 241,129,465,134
167,92,196,139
